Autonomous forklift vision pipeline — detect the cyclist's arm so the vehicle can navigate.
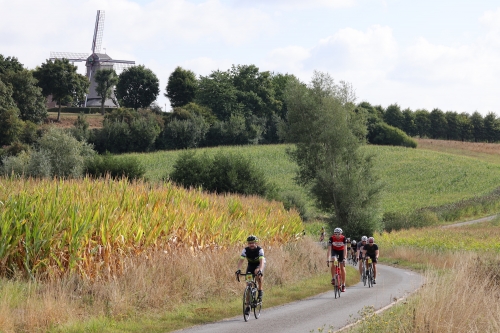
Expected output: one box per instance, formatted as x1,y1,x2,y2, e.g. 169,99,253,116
375,249,379,260
236,257,245,271
326,244,331,262
258,257,264,271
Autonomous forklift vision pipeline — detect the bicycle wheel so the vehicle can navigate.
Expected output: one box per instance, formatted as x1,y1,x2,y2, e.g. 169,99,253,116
242,286,251,322
367,267,373,288
362,264,367,286
334,275,341,299
254,296,262,319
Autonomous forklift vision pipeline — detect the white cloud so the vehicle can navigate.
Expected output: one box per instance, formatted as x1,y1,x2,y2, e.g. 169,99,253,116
236,0,356,10
263,46,310,77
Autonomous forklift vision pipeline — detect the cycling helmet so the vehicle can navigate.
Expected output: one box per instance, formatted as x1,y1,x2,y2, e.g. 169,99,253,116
334,227,343,234
346,237,351,242
361,236,368,242
351,240,357,245
368,237,375,243
247,235,258,242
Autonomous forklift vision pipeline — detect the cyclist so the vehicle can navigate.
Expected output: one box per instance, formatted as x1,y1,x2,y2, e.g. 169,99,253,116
319,226,325,242
350,239,357,261
356,236,367,281
346,237,352,255
235,235,265,314
327,227,347,292
361,236,379,284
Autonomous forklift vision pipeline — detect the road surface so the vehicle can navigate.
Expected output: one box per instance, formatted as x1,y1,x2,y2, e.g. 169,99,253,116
174,264,422,333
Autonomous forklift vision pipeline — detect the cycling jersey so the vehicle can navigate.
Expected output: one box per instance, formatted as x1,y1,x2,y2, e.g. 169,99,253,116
240,246,265,264
328,235,347,251
362,243,379,257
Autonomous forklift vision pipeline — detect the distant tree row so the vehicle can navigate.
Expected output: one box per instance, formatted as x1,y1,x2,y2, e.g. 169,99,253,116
359,102,499,143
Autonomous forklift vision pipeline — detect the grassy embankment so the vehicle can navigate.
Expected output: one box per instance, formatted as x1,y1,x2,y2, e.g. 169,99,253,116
2,140,500,332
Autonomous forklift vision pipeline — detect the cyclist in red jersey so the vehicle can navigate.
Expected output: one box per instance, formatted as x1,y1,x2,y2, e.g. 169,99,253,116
326,227,347,292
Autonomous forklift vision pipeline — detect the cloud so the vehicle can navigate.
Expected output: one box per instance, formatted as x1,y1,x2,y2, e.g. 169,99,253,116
235,0,356,10
263,46,310,77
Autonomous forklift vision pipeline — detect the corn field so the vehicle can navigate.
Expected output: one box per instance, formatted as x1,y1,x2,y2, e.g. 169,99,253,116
0,176,303,279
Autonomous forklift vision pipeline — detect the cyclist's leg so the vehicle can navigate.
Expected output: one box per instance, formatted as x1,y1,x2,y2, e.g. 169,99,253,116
372,257,377,280
330,254,338,284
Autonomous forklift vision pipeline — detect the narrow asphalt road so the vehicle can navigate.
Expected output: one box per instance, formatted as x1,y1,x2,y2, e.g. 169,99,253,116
174,264,422,333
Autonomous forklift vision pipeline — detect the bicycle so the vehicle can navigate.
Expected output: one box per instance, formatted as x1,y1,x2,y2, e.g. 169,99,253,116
361,257,367,286
237,273,262,321
327,257,342,299
350,251,358,266
365,257,375,288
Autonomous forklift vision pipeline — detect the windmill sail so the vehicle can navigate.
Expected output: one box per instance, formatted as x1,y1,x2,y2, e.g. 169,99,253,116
91,10,105,53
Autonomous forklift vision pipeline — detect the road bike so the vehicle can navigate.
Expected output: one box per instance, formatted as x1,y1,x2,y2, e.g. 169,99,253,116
237,273,262,321
361,257,367,286
349,250,358,266
327,257,342,299
365,257,375,288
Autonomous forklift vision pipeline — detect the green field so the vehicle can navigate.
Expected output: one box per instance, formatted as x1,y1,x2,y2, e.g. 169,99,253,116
122,144,500,215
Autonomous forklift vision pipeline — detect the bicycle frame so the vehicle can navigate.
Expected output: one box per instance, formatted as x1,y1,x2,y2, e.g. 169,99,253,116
328,257,342,298
237,273,262,321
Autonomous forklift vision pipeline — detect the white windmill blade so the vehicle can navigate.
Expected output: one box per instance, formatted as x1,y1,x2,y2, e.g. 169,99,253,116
91,10,105,53
113,62,136,74
49,52,89,62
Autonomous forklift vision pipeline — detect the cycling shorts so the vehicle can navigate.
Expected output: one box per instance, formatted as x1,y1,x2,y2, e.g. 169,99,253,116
365,254,378,263
330,250,346,263
247,262,265,276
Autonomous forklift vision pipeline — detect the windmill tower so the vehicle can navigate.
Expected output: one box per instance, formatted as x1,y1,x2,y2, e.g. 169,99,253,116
50,10,135,107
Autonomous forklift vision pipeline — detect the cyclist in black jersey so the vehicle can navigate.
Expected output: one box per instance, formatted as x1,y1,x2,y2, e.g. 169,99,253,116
235,235,265,315
361,236,379,284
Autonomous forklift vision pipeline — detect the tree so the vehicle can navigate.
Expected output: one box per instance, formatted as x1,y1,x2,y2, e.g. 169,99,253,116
33,59,89,121
414,109,431,138
384,104,404,130
458,113,473,141
3,70,47,123
470,112,484,142
429,108,447,139
115,65,159,110
196,69,240,121
445,111,460,141
0,55,24,74
285,71,382,238
165,66,197,107
483,112,498,142
94,68,118,115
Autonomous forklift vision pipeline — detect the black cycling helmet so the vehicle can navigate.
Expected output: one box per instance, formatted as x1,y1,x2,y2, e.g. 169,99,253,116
247,235,258,242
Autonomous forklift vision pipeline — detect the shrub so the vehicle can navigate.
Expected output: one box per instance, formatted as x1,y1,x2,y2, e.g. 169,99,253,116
85,153,145,180
368,122,417,148
1,127,95,178
280,191,309,220
169,150,271,196
156,115,209,150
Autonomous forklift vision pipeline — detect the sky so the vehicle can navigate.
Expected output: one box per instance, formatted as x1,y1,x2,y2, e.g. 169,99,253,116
1,0,500,115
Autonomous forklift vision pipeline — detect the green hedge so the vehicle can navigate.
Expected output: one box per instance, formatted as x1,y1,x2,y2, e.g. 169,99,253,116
48,107,114,114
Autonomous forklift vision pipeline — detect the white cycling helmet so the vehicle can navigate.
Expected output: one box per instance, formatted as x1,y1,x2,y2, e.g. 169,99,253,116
334,227,343,234
351,240,357,245
368,237,375,243
361,236,368,242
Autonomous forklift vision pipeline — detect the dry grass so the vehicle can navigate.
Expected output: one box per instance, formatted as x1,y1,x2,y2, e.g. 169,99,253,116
416,138,500,164
0,238,324,333
46,112,104,129
347,248,500,333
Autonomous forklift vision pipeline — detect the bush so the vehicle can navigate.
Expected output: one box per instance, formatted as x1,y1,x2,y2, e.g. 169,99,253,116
85,153,145,180
382,210,439,232
280,191,309,220
1,127,95,178
169,150,272,196
368,122,417,148
156,115,209,150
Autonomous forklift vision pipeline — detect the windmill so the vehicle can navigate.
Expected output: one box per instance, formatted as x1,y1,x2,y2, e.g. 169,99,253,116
50,10,135,107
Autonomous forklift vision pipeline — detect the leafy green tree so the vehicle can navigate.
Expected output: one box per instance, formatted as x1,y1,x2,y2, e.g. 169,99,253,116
2,70,47,123
483,112,498,142
470,111,484,142
0,55,23,74
0,106,23,146
429,108,447,139
115,65,160,110
196,69,240,121
165,66,198,107
383,104,404,130
94,68,118,115
445,111,460,141
401,108,417,137
414,109,431,138
458,113,473,142
285,71,382,238
33,59,89,121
